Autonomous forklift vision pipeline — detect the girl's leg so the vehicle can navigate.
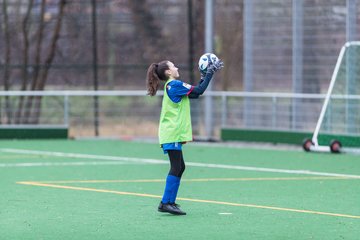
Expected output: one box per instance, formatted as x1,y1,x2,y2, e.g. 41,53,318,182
169,151,186,203
158,150,186,215
161,150,184,204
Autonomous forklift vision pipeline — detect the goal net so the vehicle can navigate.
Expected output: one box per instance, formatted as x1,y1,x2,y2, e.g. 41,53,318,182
304,41,360,154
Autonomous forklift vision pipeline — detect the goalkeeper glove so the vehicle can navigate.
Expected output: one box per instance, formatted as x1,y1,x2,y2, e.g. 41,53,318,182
206,59,224,75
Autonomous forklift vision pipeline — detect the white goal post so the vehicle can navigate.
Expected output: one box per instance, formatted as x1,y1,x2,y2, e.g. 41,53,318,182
303,41,360,154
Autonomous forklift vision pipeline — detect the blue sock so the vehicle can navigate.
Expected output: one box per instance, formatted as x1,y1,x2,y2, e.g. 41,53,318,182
170,177,181,204
161,175,180,204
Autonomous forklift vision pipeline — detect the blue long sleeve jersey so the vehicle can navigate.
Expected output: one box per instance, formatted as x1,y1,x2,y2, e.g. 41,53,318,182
165,72,214,103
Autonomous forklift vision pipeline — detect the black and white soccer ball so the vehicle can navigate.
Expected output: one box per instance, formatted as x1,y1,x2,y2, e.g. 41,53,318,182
198,53,219,75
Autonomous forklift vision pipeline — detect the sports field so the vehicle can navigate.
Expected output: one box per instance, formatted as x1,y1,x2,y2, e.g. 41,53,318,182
1,139,359,239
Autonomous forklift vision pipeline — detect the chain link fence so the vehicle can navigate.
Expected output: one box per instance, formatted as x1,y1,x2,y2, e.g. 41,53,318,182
0,0,359,138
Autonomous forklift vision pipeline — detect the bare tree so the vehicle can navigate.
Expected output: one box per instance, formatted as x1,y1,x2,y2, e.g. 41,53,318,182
1,0,67,124
15,0,34,123
1,0,12,124
22,0,67,124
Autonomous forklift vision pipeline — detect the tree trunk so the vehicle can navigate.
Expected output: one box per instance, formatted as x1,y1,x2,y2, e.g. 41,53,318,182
31,0,67,124
2,0,12,124
23,0,46,123
15,0,34,124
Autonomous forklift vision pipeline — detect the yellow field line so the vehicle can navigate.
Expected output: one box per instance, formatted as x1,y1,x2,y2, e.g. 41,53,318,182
30,176,357,184
36,179,165,184
16,181,360,219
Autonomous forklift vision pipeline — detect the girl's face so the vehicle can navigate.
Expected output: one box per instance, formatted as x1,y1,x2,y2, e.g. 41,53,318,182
166,61,179,79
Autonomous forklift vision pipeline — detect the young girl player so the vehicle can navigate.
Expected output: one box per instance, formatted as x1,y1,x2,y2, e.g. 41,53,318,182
146,58,223,215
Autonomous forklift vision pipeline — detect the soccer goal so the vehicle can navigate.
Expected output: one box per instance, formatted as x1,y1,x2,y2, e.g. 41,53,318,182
303,41,360,154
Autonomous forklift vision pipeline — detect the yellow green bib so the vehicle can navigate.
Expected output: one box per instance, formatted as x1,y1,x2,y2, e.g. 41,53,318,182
159,79,193,144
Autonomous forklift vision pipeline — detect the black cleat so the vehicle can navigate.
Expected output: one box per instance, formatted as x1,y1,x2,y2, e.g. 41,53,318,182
158,202,186,215
170,203,181,208
171,203,186,215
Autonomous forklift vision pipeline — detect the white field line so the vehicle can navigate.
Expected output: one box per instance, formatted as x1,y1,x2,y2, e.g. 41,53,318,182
0,148,167,164
0,161,137,168
1,148,360,179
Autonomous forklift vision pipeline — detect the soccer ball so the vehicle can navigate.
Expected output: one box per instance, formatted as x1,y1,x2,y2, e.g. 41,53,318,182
198,53,219,75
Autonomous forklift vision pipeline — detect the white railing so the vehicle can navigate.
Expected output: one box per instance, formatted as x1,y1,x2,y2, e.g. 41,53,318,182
0,90,351,139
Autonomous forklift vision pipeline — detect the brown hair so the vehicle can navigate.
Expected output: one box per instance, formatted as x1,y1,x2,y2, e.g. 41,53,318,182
146,60,169,96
